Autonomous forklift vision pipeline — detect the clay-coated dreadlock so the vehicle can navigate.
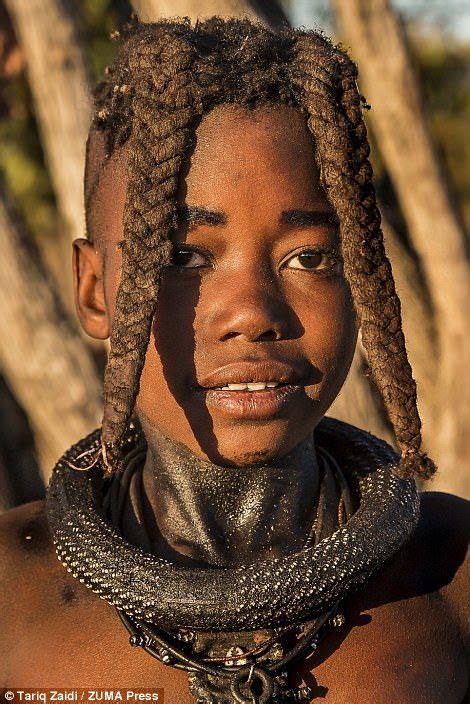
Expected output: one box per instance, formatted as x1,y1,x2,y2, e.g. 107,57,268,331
88,17,436,480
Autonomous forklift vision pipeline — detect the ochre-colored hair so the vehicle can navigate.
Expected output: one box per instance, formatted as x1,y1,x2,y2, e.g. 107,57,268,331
88,16,436,481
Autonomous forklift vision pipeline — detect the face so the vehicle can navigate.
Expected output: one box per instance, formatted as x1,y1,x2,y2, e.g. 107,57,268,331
75,105,358,466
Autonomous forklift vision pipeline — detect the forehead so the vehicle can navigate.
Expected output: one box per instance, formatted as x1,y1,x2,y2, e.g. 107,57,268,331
90,103,327,249
183,104,325,209
192,103,313,155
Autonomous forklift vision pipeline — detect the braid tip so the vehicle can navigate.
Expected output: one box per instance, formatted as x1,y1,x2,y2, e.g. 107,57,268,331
393,449,437,481
101,441,117,477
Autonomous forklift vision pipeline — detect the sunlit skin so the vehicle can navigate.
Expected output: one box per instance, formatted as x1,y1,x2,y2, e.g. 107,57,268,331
74,105,358,467
0,104,467,702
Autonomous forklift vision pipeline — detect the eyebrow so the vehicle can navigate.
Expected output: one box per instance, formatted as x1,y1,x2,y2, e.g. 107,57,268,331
280,210,340,228
176,205,339,230
177,205,227,227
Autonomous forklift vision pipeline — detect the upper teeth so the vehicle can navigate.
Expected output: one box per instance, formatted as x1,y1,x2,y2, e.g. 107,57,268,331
216,382,280,391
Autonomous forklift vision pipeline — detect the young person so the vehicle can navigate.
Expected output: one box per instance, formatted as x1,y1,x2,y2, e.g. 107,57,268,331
0,18,468,703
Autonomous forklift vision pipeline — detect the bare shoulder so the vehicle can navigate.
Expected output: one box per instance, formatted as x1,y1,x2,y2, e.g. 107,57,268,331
0,500,59,633
290,491,469,704
363,490,469,640
392,490,468,586
414,491,469,634
416,491,468,569
418,489,469,533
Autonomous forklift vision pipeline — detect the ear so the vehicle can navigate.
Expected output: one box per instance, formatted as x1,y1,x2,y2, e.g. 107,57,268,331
73,238,110,339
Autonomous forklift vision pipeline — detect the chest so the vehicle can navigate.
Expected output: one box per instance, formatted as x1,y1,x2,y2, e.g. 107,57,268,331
4,582,467,704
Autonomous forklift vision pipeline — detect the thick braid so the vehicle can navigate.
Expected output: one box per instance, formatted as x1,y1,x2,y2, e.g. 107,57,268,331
101,27,201,472
290,34,435,480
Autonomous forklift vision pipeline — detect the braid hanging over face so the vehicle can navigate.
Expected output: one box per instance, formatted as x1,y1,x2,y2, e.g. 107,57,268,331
94,23,204,471
89,17,436,481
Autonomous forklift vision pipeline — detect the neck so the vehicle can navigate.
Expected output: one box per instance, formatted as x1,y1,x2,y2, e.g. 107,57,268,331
120,422,321,568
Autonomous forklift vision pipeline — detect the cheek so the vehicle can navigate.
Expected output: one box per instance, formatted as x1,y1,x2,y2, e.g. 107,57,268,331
133,275,201,440
151,273,201,387
105,259,199,392
294,278,358,397
135,325,191,446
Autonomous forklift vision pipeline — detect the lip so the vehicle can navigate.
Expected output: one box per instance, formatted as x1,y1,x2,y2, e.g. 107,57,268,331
197,360,307,389
194,360,310,420
201,385,305,419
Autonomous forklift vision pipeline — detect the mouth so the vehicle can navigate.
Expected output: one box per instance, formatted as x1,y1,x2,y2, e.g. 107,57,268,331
193,361,310,420
205,381,288,391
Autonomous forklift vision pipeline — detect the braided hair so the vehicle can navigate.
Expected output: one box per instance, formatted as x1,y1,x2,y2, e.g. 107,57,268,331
87,17,436,481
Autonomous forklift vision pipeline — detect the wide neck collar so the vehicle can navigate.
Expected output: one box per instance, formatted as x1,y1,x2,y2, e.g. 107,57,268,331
118,422,322,567
46,418,420,632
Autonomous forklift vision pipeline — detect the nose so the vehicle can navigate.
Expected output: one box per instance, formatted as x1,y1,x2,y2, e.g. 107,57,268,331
220,304,284,342
208,270,296,343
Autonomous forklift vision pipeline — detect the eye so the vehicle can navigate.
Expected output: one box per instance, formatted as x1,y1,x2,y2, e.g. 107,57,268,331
283,248,341,272
171,246,211,269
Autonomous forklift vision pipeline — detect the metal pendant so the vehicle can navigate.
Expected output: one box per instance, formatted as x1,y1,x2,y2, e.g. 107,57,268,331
188,667,313,703
186,629,314,703
118,607,340,704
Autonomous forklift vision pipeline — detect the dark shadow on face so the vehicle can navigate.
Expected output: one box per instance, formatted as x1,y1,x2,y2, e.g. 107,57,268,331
151,127,222,461
152,232,221,463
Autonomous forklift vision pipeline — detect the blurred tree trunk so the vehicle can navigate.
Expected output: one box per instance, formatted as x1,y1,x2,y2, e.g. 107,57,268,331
0,0,100,487
4,0,91,246
132,0,288,26
0,183,101,480
331,0,470,496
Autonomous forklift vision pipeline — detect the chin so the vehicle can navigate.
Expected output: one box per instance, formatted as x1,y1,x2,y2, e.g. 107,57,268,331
206,422,305,467
217,448,281,467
